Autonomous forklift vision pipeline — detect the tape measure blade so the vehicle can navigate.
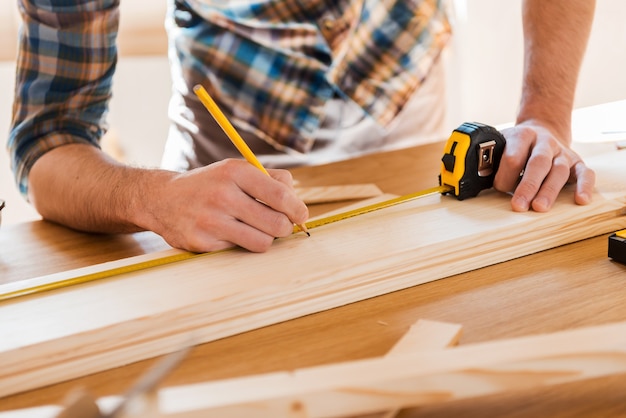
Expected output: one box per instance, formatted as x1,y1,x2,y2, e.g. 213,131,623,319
0,251,201,303
305,185,452,229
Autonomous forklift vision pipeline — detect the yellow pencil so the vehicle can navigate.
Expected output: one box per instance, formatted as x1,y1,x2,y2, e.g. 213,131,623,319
193,84,310,236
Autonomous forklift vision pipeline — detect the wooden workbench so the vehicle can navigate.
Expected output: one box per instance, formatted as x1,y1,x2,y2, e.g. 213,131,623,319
1,139,625,417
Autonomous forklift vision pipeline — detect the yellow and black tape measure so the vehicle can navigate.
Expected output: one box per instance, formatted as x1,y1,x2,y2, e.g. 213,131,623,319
0,122,506,302
440,122,506,200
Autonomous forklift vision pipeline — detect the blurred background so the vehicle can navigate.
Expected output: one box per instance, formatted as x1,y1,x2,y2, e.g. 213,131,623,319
1,0,625,225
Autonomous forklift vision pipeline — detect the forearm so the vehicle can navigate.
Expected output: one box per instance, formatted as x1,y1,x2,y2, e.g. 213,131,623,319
517,0,595,141
28,144,170,234
28,145,310,253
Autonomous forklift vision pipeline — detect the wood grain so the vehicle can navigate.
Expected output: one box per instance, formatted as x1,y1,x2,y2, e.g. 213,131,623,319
381,319,462,418
0,162,623,398
2,233,625,416
386,319,462,355
295,184,383,204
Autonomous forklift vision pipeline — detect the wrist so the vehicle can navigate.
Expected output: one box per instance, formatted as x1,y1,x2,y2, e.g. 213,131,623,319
515,100,573,145
126,168,177,234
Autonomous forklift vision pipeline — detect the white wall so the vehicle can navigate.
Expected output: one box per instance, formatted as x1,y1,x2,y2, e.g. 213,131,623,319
0,2,18,61
576,1,626,106
445,0,626,127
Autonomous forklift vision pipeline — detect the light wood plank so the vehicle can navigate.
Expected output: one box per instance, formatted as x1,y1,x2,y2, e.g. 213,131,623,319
380,319,462,418
386,319,462,355
308,194,398,221
0,150,624,399
295,184,383,205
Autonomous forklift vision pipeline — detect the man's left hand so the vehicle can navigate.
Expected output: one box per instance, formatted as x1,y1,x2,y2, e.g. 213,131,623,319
494,120,596,212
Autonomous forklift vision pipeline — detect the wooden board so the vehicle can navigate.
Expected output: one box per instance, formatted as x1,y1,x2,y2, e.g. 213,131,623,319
385,319,462,355
381,319,462,418
295,184,383,204
0,150,624,398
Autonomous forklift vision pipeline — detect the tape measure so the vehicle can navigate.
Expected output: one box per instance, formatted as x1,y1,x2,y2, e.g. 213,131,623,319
0,122,506,303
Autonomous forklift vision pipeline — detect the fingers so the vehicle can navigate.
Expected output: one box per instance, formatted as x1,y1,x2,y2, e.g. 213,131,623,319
494,122,596,212
154,159,309,254
494,126,532,193
180,216,276,254
573,161,596,205
513,151,571,212
191,216,278,254
268,168,295,187
207,162,308,251
239,166,309,227
225,189,300,238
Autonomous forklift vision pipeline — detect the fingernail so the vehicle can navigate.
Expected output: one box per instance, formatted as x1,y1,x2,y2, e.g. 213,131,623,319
533,197,550,212
578,192,591,204
512,195,530,211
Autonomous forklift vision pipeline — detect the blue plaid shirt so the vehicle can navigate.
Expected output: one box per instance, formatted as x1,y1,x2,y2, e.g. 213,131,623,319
10,0,450,196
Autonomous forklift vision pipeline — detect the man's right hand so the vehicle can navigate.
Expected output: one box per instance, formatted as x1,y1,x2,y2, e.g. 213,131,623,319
29,145,308,253
143,159,309,253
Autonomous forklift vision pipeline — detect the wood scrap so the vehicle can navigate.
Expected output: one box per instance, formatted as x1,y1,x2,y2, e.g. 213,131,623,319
146,320,626,417
381,319,462,418
386,319,462,355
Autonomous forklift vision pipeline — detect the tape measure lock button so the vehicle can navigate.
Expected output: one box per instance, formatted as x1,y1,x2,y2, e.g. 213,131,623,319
441,142,457,173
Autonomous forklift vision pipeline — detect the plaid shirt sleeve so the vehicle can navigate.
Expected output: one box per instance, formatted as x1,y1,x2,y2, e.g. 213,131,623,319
8,0,119,197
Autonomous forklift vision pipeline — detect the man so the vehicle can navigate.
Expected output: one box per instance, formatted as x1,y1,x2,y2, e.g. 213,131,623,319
8,0,596,253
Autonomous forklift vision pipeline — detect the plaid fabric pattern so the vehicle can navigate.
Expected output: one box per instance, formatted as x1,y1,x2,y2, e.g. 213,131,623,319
10,0,119,196
9,0,450,196
169,0,451,153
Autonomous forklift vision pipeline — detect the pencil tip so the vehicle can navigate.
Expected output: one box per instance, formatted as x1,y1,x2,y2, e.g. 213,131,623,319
297,223,310,236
